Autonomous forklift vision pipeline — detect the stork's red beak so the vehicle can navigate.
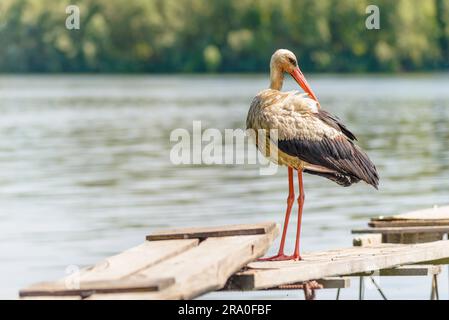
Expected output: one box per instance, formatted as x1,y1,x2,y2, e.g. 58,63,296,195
290,67,318,102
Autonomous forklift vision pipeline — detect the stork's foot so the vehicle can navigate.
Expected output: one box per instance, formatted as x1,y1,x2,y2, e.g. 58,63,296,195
258,253,302,261
291,253,302,261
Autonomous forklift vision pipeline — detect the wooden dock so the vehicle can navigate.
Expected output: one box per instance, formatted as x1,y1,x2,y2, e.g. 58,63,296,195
19,206,449,300
20,222,279,300
225,241,449,290
353,205,449,243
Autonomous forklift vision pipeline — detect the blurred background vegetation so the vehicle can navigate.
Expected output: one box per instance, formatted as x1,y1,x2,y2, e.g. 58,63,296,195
0,0,448,73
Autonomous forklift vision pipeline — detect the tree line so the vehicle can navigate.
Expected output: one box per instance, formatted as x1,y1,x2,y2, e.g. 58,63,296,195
0,0,448,73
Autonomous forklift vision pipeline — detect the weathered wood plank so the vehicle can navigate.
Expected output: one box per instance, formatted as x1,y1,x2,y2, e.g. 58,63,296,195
353,234,382,247
393,206,449,220
146,222,276,241
21,295,82,300
267,277,350,289
19,239,198,298
79,239,199,282
347,265,441,277
316,277,350,289
19,278,174,298
222,277,349,290
88,224,280,300
417,257,449,265
373,206,449,221
84,289,174,300
383,232,444,244
369,220,449,228
226,240,449,290
352,226,449,234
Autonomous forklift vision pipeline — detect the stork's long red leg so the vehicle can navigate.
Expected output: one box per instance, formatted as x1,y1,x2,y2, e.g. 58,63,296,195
258,167,295,261
277,167,295,254
292,169,304,261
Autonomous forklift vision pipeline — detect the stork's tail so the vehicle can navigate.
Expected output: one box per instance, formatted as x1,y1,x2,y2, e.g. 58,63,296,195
303,170,362,187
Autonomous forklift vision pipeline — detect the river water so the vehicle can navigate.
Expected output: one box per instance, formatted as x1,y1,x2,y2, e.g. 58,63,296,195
0,74,448,299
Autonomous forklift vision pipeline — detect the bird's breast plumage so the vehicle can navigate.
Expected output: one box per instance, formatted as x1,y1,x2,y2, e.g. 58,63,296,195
246,89,326,169
247,89,337,140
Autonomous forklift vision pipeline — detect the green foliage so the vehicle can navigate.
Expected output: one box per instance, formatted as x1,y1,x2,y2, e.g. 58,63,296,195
0,0,448,72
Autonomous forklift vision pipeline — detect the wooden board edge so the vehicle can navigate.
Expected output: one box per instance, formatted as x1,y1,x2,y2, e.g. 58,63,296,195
346,265,442,277
352,226,449,234
146,222,276,241
227,240,449,290
19,277,175,298
353,234,382,247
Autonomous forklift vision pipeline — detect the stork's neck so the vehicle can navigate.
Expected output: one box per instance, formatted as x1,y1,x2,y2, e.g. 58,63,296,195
269,66,284,90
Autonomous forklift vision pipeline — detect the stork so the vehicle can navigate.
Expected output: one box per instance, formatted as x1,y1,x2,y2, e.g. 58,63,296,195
246,49,379,261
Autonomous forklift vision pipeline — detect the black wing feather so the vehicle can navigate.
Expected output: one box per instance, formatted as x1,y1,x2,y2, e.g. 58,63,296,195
316,109,357,141
302,169,360,187
278,136,379,188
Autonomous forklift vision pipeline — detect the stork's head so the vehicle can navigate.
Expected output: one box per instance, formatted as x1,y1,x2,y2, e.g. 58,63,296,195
270,49,318,101
270,49,299,74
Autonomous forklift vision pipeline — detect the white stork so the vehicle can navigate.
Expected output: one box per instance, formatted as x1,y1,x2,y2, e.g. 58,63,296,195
247,49,379,261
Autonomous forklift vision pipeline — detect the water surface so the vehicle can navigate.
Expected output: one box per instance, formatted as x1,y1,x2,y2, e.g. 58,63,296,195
0,74,448,299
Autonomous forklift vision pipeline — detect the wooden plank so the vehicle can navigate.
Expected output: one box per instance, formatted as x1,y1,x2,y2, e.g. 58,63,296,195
146,222,276,241
223,277,349,290
84,289,175,300
352,226,449,234
316,277,350,289
369,220,449,228
88,224,280,300
383,232,444,244
348,265,441,277
393,206,449,220
268,277,350,289
19,239,198,298
79,239,198,282
380,265,441,276
19,278,174,298
353,234,382,247
417,257,449,265
21,295,82,300
226,240,449,290
373,206,449,221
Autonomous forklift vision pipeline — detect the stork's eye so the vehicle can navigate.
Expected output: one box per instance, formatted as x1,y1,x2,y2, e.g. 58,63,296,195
288,57,297,65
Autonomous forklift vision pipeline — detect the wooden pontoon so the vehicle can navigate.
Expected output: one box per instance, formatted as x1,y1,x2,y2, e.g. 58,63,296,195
20,206,449,300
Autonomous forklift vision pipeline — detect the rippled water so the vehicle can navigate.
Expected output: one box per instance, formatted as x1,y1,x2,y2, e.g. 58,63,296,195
1,74,448,299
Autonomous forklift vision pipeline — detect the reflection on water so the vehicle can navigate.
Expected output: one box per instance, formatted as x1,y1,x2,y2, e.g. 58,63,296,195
0,75,448,299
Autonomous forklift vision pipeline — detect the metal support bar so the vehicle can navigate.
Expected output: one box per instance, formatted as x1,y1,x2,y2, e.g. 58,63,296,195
431,274,440,300
358,276,364,300
369,276,387,300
